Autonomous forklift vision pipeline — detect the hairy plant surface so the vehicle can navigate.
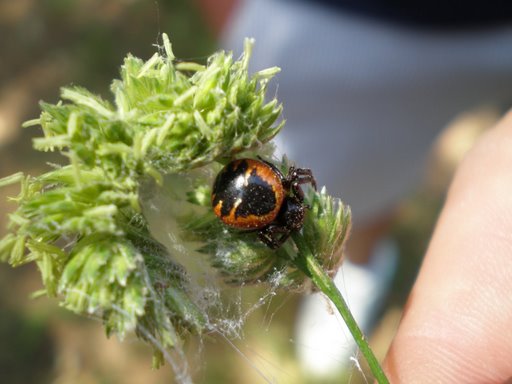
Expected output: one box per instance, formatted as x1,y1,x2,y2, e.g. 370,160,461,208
0,34,351,378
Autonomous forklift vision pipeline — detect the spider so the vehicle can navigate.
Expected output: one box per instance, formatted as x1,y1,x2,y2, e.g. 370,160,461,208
211,157,316,249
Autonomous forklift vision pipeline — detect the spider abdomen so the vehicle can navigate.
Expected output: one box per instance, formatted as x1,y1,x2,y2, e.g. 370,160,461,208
212,158,285,229
212,157,316,249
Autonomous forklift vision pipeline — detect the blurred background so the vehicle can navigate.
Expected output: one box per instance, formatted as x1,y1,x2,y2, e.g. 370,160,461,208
0,0,503,383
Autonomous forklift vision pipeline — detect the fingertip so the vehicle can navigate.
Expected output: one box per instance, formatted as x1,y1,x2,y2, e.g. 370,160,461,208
384,111,512,383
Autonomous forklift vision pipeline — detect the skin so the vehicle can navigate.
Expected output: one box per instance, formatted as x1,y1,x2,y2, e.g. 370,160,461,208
384,111,512,383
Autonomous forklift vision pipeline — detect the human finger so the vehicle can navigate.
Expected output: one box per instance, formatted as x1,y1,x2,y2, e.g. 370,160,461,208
384,111,512,383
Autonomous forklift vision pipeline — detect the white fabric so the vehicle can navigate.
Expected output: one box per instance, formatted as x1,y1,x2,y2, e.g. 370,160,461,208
222,0,512,224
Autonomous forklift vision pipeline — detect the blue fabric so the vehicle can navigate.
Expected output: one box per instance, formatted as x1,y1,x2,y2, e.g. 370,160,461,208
288,0,512,28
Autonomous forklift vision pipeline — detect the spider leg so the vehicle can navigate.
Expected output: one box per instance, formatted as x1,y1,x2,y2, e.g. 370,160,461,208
258,225,291,250
291,167,317,191
286,167,317,202
291,180,305,201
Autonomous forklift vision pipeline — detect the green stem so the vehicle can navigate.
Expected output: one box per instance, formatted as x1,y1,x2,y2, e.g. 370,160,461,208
291,233,389,383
